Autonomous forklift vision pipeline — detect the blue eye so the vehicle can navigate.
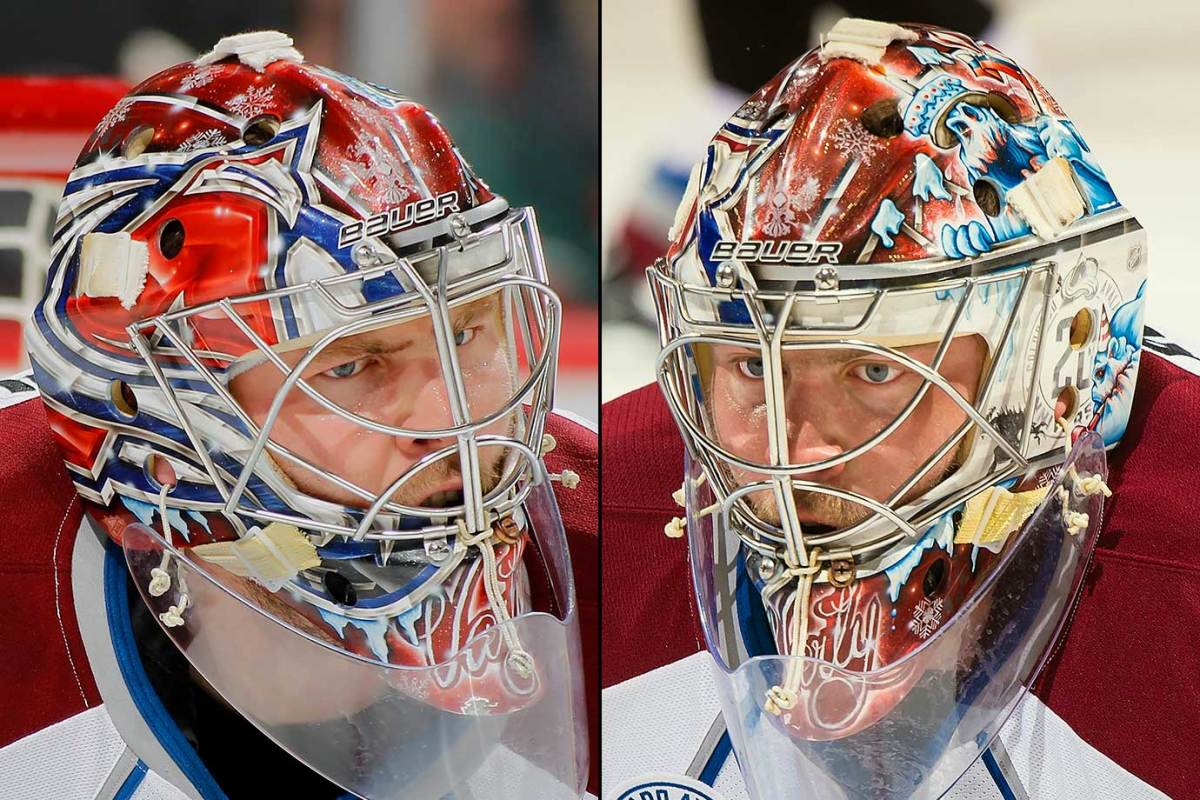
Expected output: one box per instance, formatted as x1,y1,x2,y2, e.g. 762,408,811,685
322,360,365,379
454,328,476,347
855,362,900,384
738,357,765,379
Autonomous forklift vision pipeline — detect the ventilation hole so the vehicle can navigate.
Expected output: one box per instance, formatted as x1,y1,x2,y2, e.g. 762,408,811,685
990,93,1022,124
973,180,1002,217
323,571,358,607
111,380,138,417
760,104,789,130
923,558,948,598
0,190,33,226
1069,308,1094,350
242,114,281,146
145,454,178,489
123,126,155,159
159,219,185,260
0,249,23,298
861,99,903,137
1055,384,1079,420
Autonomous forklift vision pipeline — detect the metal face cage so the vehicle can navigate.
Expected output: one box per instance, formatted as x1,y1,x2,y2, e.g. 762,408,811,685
125,206,560,549
649,212,1141,575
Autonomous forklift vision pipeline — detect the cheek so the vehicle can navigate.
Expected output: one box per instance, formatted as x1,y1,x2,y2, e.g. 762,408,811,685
271,405,381,473
868,389,966,471
711,372,770,462
462,343,516,413
229,373,278,425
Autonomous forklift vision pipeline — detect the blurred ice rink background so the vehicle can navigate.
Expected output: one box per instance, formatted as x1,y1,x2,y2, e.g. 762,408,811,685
0,0,599,422
602,0,1200,403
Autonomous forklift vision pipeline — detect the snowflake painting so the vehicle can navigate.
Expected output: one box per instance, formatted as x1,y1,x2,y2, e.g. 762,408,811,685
347,96,390,132
179,129,229,152
344,132,413,205
782,75,808,107
757,176,820,237
828,117,884,164
226,85,276,118
96,99,132,137
735,98,767,121
909,595,945,640
792,175,821,213
179,66,218,92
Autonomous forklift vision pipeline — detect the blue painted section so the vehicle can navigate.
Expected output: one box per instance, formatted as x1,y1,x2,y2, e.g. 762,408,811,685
699,730,734,787
734,548,777,659
982,746,1020,800
112,759,149,800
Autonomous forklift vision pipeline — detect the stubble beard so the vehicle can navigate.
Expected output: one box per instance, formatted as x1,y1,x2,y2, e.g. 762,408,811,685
279,413,519,509
745,448,960,529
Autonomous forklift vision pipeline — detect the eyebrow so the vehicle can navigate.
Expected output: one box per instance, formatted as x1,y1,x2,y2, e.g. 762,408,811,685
455,293,502,325
316,338,412,361
451,297,490,329
309,296,502,364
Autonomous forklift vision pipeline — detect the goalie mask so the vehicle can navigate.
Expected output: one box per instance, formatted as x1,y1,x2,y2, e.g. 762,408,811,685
651,19,1144,799
29,32,585,800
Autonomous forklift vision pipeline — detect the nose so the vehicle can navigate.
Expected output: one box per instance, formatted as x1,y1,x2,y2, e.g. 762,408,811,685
387,363,459,460
787,419,846,481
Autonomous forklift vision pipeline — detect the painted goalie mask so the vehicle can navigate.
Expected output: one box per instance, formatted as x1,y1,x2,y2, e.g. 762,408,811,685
651,19,1145,799
28,32,585,800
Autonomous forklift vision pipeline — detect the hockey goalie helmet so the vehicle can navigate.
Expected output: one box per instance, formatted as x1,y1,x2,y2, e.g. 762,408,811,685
29,32,584,800
652,19,1142,798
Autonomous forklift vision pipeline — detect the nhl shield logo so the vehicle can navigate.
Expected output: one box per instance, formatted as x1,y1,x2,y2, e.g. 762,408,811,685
605,774,729,800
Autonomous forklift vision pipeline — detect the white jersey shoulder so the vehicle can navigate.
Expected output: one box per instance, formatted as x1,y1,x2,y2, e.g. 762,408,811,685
602,652,1169,800
1144,323,1200,376
0,368,38,411
0,704,191,800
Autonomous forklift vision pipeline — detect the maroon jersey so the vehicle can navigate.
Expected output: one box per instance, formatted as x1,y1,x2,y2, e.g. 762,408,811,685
602,345,1200,800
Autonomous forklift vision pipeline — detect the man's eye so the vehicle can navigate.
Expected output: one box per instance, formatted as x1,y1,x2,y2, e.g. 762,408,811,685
853,362,902,384
321,359,367,379
454,327,477,347
737,357,765,380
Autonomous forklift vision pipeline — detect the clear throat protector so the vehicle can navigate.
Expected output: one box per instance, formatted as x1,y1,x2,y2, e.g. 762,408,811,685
684,421,1106,799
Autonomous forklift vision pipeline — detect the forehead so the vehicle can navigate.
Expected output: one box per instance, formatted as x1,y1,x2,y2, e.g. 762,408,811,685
314,293,502,352
242,293,503,374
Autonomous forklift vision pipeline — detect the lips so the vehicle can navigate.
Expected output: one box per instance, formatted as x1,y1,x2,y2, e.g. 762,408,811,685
419,487,464,508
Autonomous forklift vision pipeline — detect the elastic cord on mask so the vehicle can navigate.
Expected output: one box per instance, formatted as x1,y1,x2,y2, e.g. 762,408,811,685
149,482,190,628
456,515,535,680
761,547,824,715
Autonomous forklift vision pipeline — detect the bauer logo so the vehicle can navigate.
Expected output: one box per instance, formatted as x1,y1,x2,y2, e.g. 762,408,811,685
338,190,460,248
711,239,841,265
605,774,728,800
